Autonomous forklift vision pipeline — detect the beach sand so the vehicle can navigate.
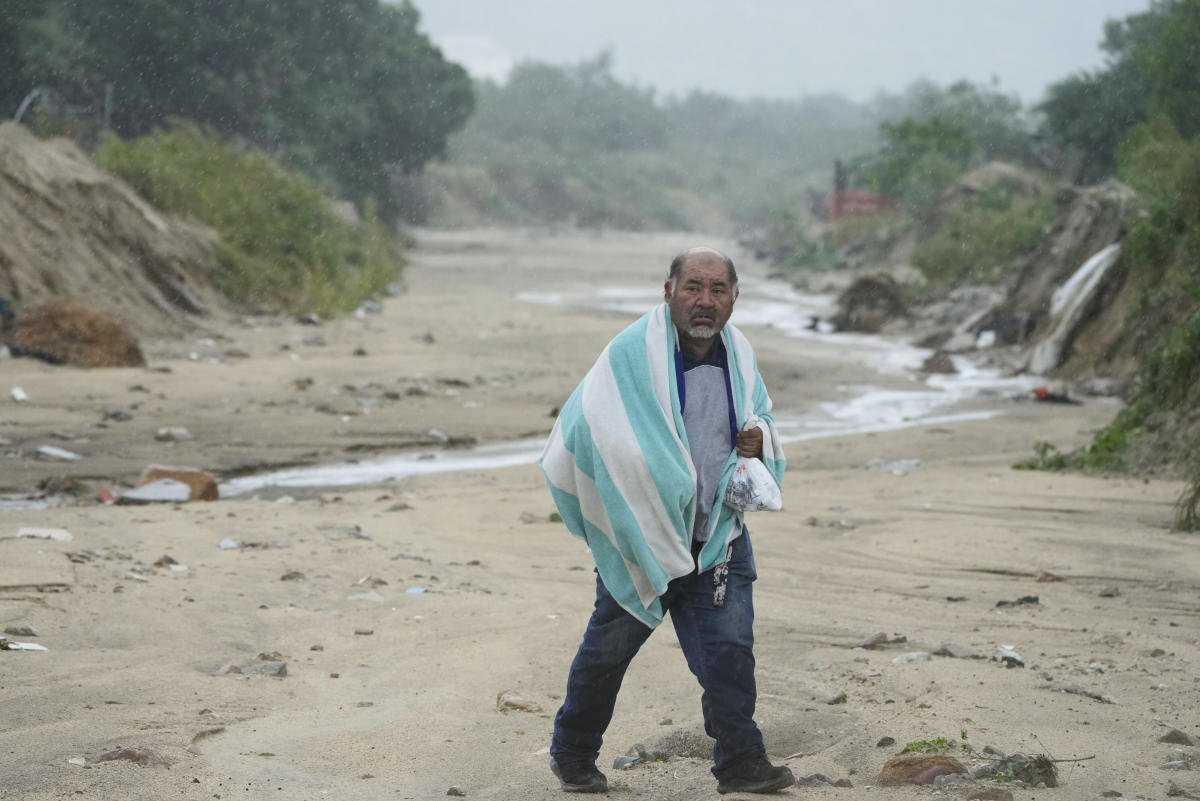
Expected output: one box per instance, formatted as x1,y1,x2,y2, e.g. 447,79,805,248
1,229,1196,801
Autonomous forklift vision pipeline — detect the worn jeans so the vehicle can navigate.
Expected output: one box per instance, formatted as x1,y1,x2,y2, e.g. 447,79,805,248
551,531,763,775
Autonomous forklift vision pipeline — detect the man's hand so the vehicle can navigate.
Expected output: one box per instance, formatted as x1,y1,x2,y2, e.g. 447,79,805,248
736,426,763,459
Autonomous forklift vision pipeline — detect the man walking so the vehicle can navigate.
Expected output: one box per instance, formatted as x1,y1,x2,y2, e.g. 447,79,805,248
540,246,793,794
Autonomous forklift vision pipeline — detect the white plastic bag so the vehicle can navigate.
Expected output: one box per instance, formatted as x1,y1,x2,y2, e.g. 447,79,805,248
723,455,782,512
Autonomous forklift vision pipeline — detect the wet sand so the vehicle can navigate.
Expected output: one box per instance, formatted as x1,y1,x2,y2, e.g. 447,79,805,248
1,229,1196,801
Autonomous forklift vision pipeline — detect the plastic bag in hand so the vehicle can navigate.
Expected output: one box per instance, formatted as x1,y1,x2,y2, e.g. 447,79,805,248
723,455,782,512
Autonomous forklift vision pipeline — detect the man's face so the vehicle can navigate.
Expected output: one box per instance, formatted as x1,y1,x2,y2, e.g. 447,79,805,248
664,255,737,340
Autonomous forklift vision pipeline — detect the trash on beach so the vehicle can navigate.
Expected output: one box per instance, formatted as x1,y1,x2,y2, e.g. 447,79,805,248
218,537,238,549
11,387,28,402
995,595,1039,608
0,636,47,651
1033,386,1082,405
16,527,73,541
405,587,427,594
118,478,191,504
36,445,80,461
994,644,1024,668
154,426,194,442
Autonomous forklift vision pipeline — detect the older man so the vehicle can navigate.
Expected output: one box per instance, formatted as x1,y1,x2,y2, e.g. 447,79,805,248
540,247,792,794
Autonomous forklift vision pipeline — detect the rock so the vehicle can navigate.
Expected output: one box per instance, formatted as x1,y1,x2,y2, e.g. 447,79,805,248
446,788,466,797
613,744,649,770
4,625,39,637
7,300,146,367
496,690,543,714
794,773,833,787
240,660,287,677
877,736,896,748
854,632,888,649
281,570,306,581
658,718,672,726
117,478,192,504
921,350,957,374
935,642,979,659
354,627,374,636
833,274,906,333
826,692,847,705
154,426,194,442
1161,729,1198,746
964,789,1014,801
136,465,218,501
1168,779,1200,798
878,754,967,786
832,778,853,787
1099,586,1122,597
892,651,932,664
92,745,169,767
102,406,133,422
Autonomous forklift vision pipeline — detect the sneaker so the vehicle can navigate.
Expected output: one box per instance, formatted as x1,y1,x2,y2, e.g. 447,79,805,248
715,757,795,794
550,758,609,793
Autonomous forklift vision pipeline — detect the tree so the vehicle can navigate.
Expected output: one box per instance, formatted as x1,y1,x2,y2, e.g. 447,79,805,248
12,0,473,216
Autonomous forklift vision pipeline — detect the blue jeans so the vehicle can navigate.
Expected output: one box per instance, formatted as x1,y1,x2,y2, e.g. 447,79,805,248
551,531,763,775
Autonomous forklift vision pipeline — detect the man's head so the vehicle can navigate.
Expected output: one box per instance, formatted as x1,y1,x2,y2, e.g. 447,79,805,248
664,246,738,344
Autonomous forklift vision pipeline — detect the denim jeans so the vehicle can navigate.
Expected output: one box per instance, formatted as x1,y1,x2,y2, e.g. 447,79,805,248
551,531,763,775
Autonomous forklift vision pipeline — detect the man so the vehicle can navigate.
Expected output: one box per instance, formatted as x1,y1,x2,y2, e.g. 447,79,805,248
540,246,792,794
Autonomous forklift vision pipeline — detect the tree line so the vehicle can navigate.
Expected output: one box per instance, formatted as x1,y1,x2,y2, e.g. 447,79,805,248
1,0,474,219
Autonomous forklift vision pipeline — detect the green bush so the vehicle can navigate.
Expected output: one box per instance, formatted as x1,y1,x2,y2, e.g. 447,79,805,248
912,182,1054,286
96,123,401,316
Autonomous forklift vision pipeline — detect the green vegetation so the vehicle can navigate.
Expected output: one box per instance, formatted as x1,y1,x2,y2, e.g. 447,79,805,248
901,737,951,754
912,181,1055,286
97,124,400,317
860,80,1035,215
4,0,473,219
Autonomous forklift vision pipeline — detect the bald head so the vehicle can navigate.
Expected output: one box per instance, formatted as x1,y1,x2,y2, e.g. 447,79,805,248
667,246,738,289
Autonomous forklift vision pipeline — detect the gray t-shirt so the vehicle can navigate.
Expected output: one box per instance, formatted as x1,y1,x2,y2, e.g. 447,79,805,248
682,361,732,541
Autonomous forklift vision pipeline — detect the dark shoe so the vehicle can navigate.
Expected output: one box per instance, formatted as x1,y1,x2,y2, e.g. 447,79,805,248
716,757,795,794
551,759,609,793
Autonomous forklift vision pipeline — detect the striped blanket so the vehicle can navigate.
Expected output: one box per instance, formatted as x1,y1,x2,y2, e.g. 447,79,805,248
541,303,785,627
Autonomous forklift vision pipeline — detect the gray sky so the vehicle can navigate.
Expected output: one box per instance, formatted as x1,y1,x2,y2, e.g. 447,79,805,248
413,0,1151,103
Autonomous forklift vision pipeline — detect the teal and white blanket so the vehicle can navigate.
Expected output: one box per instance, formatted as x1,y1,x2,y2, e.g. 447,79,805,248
541,303,785,627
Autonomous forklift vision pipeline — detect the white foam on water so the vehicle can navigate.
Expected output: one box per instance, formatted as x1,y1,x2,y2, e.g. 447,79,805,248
219,437,547,497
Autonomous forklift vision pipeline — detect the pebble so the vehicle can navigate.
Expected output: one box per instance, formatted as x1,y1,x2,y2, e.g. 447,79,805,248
935,642,979,659
3,625,39,637
892,651,931,664
827,691,847,705
496,690,543,714
154,426,194,442
876,737,895,748
446,788,466,797
1160,729,1198,746
354,628,374,636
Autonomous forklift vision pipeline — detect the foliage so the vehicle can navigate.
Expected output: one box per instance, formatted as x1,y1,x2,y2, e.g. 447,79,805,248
1039,0,1199,184
96,123,400,317
912,182,1055,286
6,0,473,219
902,737,951,754
1013,441,1074,472
860,81,1035,214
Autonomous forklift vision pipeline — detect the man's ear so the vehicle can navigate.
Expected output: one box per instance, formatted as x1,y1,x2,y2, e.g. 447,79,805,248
663,281,673,301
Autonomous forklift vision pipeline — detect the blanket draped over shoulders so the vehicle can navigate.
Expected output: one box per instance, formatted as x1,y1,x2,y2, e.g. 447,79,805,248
541,303,785,627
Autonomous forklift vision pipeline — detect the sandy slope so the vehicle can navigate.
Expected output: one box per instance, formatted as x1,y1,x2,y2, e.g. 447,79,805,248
1,229,1196,801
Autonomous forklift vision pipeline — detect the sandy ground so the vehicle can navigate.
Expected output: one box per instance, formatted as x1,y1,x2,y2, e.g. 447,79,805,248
1,229,1197,801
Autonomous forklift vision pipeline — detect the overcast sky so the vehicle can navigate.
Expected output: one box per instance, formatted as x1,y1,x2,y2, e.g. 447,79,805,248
413,0,1151,104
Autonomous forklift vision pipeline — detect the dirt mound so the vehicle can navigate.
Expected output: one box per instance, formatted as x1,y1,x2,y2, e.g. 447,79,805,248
0,122,227,339
971,180,1138,378
6,299,145,367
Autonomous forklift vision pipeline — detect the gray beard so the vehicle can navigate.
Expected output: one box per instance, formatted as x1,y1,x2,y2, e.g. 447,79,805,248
683,325,717,339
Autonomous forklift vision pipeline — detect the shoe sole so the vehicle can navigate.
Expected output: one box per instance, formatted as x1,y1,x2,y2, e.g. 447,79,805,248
716,773,795,794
